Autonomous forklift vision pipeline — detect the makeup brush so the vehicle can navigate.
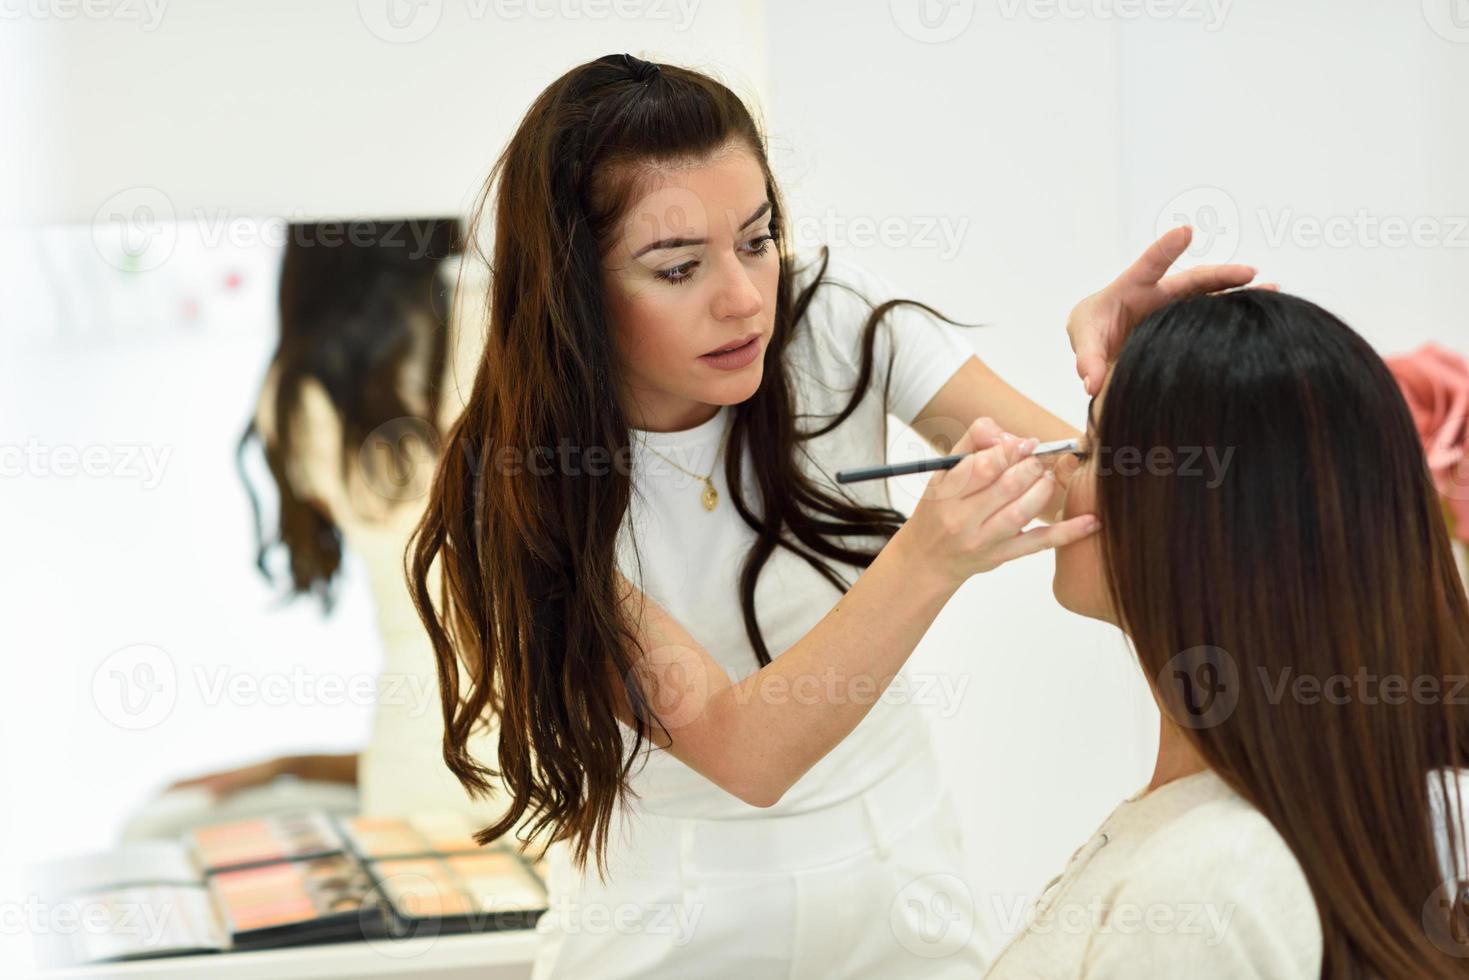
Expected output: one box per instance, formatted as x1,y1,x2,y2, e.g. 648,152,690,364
835,437,1082,485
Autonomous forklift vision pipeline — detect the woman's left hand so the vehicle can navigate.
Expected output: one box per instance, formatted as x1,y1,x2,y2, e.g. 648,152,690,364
1068,226,1269,396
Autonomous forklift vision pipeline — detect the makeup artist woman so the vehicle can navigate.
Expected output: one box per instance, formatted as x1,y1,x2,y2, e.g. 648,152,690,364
408,54,1262,979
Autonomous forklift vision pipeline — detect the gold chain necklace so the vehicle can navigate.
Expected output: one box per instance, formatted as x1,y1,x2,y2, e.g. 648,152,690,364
638,410,731,512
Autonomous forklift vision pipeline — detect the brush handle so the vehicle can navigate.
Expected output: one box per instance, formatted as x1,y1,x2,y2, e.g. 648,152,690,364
835,454,966,484
834,438,1080,485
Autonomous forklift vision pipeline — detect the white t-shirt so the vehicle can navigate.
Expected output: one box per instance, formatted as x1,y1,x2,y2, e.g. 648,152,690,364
617,246,977,819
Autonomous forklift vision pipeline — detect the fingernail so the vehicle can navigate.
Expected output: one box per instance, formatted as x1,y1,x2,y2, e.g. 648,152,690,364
1086,518,1101,532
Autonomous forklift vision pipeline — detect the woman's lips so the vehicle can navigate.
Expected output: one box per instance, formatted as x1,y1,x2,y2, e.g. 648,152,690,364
704,334,758,355
699,335,762,370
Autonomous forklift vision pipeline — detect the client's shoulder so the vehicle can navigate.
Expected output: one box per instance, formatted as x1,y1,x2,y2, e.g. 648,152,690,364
1088,770,1322,977
1130,770,1313,902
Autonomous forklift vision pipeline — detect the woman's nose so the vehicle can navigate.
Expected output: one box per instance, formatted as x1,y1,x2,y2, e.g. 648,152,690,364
711,261,763,321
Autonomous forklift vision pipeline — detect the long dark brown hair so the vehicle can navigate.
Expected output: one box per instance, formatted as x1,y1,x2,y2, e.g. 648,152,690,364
1097,289,1469,977
239,218,461,611
407,53,977,872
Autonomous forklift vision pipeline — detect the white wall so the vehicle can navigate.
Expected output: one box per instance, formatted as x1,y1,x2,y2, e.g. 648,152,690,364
3,0,767,222
1116,0,1469,352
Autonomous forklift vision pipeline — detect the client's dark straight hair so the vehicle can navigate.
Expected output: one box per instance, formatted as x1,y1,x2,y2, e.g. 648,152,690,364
1097,289,1469,977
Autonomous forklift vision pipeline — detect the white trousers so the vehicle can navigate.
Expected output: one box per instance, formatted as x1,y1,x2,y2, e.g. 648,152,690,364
530,750,990,979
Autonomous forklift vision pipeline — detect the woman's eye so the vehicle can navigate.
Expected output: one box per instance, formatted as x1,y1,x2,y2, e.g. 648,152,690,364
655,261,697,286
654,234,776,286
743,233,775,257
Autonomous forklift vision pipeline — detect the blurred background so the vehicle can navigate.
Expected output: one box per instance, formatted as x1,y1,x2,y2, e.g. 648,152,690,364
3,0,1469,971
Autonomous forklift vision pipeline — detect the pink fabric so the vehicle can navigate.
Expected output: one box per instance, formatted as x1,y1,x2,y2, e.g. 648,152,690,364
1385,344,1469,542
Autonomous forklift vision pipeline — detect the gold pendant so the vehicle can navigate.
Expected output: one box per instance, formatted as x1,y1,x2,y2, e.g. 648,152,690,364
701,481,718,511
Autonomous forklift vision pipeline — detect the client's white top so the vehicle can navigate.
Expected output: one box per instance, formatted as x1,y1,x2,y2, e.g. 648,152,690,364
985,766,1469,978
617,246,976,818
984,768,1322,978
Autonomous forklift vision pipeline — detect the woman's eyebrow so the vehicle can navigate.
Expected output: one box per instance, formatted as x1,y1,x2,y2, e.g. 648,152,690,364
630,201,772,259
736,200,772,230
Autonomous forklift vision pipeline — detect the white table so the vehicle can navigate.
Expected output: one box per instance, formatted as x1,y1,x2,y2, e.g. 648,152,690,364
35,929,537,980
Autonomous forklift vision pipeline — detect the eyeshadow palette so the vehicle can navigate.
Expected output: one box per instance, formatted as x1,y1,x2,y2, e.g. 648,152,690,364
338,811,482,858
208,853,389,950
189,811,345,873
26,809,548,966
371,850,546,937
339,812,547,936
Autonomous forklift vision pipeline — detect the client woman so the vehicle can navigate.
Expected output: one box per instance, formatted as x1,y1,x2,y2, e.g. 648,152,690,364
988,289,1469,977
